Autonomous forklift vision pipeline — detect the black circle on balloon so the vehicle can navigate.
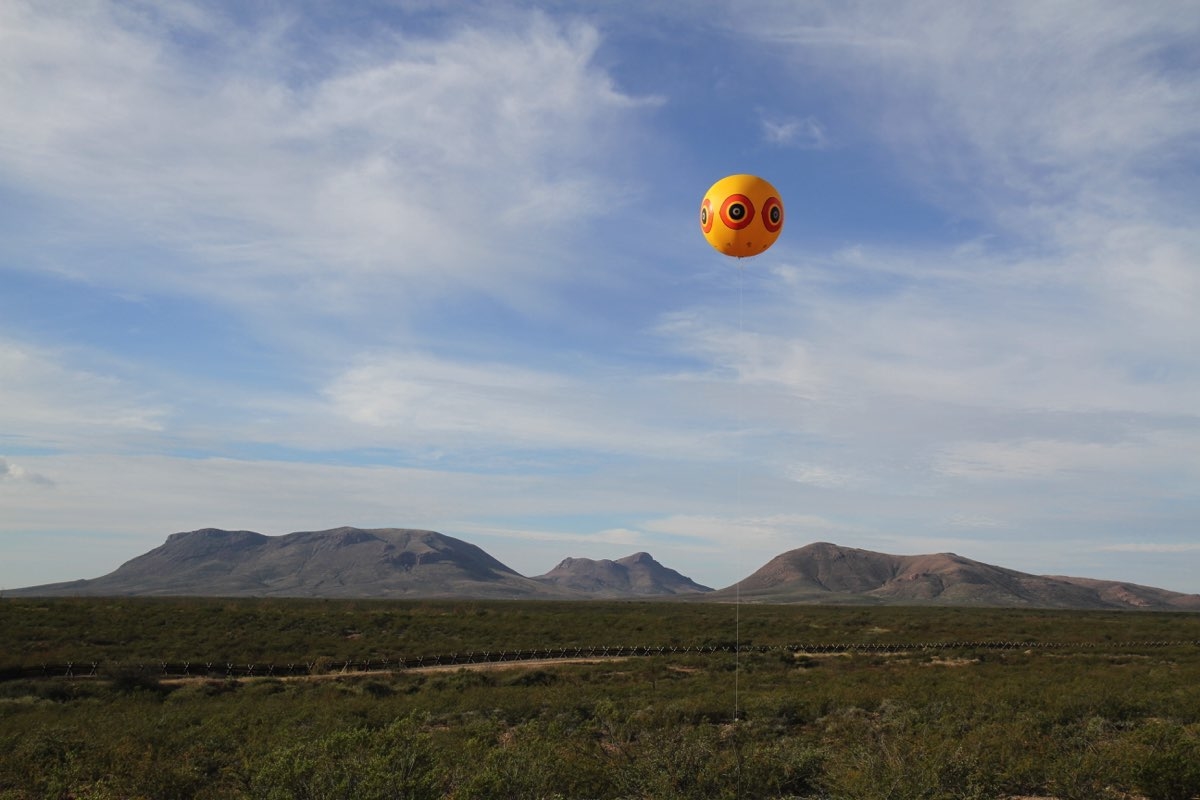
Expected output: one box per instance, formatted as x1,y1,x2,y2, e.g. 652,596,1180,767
720,194,754,230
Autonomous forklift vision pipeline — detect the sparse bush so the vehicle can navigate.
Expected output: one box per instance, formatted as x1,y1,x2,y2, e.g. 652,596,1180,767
1133,720,1200,800
509,669,556,687
107,666,169,697
5,599,1200,799
250,715,439,800
361,679,393,698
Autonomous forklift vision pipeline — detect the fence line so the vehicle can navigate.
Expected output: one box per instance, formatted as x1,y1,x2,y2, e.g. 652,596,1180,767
3,639,1198,682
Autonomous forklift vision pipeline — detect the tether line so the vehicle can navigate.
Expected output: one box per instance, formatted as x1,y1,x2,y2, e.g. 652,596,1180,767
735,259,743,725
734,259,745,800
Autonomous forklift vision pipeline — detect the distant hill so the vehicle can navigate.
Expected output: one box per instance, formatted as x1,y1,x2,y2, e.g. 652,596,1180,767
10,532,1198,609
534,552,713,597
711,542,1200,610
10,527,563,599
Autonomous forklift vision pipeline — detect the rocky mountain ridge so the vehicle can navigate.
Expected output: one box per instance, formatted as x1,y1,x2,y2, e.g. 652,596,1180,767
9,527,704,600
537,552,713,596
717,542,1200,610
10,529,1199,610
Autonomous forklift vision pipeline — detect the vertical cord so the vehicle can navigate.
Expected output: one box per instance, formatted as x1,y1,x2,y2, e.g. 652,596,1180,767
735,260,743,724
734,260,744,799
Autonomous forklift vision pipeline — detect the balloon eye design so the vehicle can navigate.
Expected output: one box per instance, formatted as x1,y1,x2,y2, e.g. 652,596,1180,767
762,196,783,233
720,194,754,230
700,198,714,233
699,174,782,258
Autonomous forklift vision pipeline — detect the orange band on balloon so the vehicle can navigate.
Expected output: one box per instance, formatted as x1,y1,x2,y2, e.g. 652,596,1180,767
720,194,754,230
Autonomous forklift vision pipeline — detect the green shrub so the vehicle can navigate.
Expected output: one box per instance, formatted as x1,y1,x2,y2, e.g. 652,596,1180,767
250,715,439,800
6,600,1200,799
1133,720,1200,800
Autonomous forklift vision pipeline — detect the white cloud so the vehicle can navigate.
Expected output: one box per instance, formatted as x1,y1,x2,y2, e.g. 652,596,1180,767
451,523,643,549
933,439,1123,481
942,514,1003,531
643,512,860,551
326,354,569,433
0,457,53,487
1,2,1197,595
0,454,486,541
0,340,168,447
933,430,1199,485
761,114,828,148
765,4,1199,207
655,310,826,399
0,3,653,314
319,351,728,459
785,463,858,489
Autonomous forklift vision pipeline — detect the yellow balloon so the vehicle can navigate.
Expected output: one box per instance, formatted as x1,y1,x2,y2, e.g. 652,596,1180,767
699,174,784,257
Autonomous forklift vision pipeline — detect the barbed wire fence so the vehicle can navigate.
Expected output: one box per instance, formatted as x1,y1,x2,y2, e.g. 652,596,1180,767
3,639,1198,682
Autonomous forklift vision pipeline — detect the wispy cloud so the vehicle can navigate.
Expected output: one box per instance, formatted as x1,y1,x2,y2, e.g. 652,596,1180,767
761,114,828,149
0,3,653,316
1098,543,1200,554
752,3,1200,214
319,351,729,461
1,2,1197,594
0,457,54,487
0,340,168,448
934,438,1141,482
643,512,862,550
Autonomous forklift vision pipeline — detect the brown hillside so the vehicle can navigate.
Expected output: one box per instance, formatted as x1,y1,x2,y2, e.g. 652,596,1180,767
12,527,564,599
718,542,1200,610
535,552,712,597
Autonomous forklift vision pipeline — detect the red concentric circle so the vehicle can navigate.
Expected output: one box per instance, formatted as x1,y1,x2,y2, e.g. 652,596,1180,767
719,194,754,230
762,196,783,233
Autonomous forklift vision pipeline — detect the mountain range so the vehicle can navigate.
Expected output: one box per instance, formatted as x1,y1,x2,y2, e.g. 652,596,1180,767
8,527,704,600
712,541,1200,610
9,527,1200,610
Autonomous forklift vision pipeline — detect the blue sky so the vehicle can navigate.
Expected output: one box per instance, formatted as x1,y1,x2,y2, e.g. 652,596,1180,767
2,1,1198,593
